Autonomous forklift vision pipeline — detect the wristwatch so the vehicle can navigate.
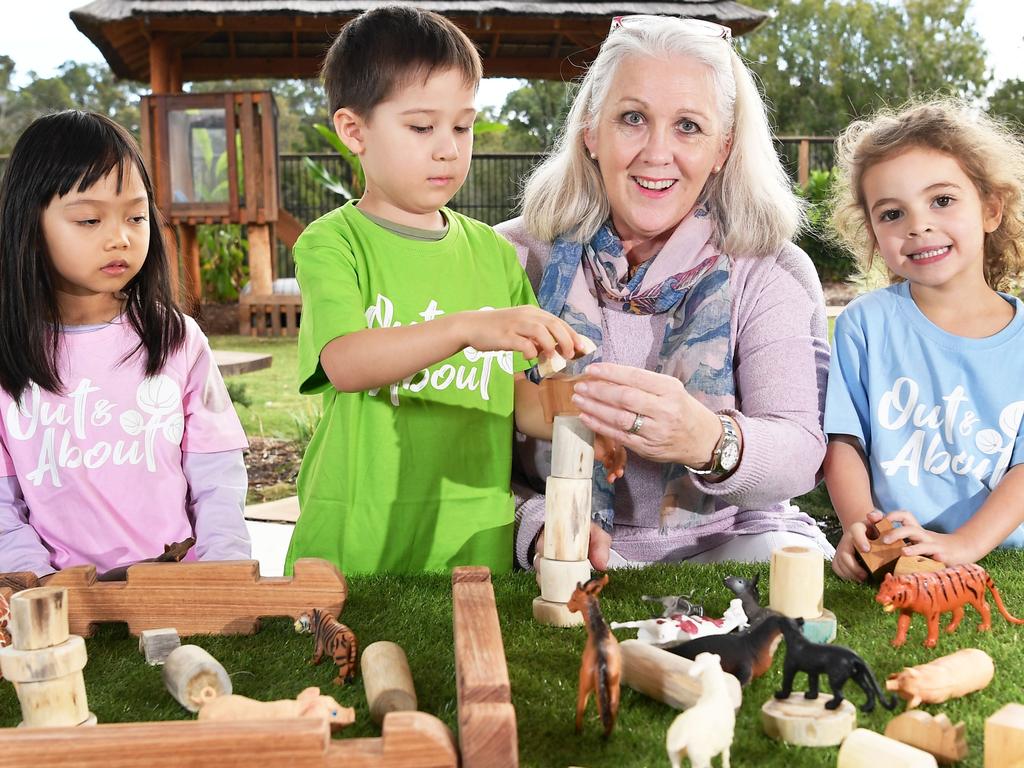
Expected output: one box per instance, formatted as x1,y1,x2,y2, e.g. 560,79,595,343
686,415,741,476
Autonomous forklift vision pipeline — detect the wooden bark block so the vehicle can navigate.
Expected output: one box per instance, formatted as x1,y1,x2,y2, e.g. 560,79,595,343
36,558,346,637
537,558,591,604
760,694,855,747
531,597,584,627
768,546,824,620
538,375,583,422
0,710,457,768
619,640,742,711
362,641,417,726
163,644,232,712
451,567,517,768
139,628,181,666
536,337,596,380
838,728,939,767
886,711,968,765
543,478,591,562
10,587,69,650
986,703,1024,768
858,518,907,577
550,416,594,479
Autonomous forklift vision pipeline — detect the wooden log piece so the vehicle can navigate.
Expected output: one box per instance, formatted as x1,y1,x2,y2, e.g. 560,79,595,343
163,644,232,712
760,694,856,747
768,546,824,620
537,558,592,604
538,375,583,423
986,703,1024,768
532,596,584,628
550,415,594,479
536,337,597,379
838,728,939,768
885,711,968,765
619,639,742,711
893,556,947,577
8,672,92,728
542,477,591,562
362,641,417,726
0,635,87,683
858,517,907,577
10,586,69,650
139,628,181,666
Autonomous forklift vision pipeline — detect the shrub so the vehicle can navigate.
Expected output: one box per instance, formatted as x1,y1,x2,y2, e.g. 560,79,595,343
795,169,857,283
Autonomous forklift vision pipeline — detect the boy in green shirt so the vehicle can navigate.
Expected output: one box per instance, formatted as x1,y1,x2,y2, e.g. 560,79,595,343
284,7,619,575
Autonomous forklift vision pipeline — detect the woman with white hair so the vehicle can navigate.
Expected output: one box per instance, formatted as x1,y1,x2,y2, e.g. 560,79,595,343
497,15,834,571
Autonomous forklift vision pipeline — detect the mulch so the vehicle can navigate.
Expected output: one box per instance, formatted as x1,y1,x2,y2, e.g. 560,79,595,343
244,437,303,503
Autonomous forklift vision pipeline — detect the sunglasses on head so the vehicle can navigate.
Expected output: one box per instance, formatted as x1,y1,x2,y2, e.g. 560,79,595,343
609,15,733,43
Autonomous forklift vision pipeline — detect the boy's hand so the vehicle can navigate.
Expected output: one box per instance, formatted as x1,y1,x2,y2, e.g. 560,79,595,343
534,522,613,578
595,435,626,483
882,509,979,565
456,307,586,362
831,509,883,582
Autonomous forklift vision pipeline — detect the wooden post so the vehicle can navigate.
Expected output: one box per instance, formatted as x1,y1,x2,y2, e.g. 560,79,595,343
247,223,273,295
149,36,172,95
163,644,232,712
178,224,202,308
362,641,417,725
619,640,742,711
797,138,810,188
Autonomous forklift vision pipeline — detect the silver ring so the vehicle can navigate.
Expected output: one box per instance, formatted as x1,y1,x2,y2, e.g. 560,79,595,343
627,412,646,435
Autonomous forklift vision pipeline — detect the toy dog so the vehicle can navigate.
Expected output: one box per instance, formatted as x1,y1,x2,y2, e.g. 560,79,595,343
666,610,787,686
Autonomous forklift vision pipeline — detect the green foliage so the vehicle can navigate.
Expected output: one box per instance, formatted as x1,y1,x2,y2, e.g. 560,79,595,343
988,78,1024,131
224,380,252,409
795,169,856,282
302,123,365,201
291,401,323,444
738,0,989,135
198,224,249,302
475,80,573,152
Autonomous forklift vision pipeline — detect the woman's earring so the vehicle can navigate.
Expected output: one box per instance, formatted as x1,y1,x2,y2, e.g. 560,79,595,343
590,152,598,160
713,165,721,173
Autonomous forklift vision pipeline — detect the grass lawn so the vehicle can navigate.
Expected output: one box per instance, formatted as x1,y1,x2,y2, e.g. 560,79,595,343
2,554,1022,767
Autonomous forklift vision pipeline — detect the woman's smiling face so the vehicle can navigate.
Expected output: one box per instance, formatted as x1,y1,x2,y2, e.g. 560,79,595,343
584,53,731,250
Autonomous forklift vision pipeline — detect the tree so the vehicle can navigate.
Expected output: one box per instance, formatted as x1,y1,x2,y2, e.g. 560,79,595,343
988,79,1024,130
737,0,989,135
476,80,573,151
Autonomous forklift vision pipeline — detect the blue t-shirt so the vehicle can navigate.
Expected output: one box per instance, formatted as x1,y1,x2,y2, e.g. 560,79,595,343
825,282,1024,547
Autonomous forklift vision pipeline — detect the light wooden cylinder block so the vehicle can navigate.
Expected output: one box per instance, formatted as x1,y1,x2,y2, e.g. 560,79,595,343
362,641,418,726
760,694,855,747
769,546,824,619
163,644,232,712
14,670,91,727
532,596,584,627
550,416,594,479
986,703,1024,768
543,477,591,562
619,639,741,711
838,728,939,768
0,635,86,683
10,587,69,650
538,559,591,604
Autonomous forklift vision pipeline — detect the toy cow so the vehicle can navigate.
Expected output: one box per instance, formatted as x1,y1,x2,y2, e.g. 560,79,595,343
885,648,994,709
612,599,748,647
196,686,355,731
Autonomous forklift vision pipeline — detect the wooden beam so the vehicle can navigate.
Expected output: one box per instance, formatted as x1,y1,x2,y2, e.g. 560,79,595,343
148,35,172,94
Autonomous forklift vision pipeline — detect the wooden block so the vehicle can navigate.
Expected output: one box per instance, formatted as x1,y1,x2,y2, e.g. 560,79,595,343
768,546,824,619
538,559,591,604
760,694,855,747
538,375,583,422
532,596,584,627
43,558,346,637
451,567,517,768
536,337,597,379
986,703,1024,768
162,644,232,712
362,641,417,726
858,518,907,577
0,636,87,683
550,415,594,479
10,587,69,650
886,711,968,765
543,478,591,562
838,728,939,767
619,639,742,711
0,710,457,767
139,628,181,666
9,673,92,728
893,556,947,577
800,608,837,644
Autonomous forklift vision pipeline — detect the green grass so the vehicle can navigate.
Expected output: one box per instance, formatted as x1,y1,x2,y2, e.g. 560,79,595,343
3,554,1022,766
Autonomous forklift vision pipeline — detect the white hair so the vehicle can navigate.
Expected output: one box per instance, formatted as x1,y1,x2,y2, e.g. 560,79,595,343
520,15,805,257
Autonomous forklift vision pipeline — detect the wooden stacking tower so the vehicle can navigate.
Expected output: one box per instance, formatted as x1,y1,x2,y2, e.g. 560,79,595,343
533,375,593,627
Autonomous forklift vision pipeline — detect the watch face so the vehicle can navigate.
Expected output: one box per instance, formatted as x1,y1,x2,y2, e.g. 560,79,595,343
720,441,740,471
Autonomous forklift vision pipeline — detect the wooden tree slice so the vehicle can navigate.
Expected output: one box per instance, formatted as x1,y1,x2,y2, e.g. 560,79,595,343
761,693,856,747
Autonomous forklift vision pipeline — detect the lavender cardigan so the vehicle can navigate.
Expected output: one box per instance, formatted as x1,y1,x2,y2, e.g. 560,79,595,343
496,217,830,568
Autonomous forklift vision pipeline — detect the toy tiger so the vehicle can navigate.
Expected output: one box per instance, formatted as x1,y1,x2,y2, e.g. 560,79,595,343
294,609,358,685
875,563,1024,648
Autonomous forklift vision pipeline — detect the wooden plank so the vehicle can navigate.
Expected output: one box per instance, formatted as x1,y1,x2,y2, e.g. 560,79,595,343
212,350,272,376
225,93,241,223
238,93,259,222
258,92,279,222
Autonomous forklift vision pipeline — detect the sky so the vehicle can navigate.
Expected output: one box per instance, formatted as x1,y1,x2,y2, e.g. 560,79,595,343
2,0,1022,107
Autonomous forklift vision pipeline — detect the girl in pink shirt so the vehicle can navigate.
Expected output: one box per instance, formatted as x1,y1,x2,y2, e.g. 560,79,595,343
0,111,251,578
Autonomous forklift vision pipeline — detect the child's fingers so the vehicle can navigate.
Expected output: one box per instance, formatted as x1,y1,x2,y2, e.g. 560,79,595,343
884,509,920,527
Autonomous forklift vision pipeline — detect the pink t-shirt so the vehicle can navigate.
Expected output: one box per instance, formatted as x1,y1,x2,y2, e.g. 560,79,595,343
0,316,248,571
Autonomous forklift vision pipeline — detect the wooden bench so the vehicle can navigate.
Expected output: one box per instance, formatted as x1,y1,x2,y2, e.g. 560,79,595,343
239,294,302,337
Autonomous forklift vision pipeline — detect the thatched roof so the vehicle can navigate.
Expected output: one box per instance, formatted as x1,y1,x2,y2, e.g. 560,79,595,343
71,0,768,82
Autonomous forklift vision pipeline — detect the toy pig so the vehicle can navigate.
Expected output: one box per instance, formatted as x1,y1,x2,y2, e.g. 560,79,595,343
885,648,994,709
196,686,355,731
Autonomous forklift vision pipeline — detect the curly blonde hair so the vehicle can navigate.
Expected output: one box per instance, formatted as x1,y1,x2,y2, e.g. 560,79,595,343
831,98,1024,291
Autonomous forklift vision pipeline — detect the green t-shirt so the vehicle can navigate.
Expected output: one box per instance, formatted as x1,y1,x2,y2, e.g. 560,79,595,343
284,202,537,575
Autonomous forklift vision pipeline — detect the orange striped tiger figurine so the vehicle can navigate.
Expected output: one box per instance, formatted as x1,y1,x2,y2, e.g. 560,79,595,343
295,609,359,685
875,563,1024,648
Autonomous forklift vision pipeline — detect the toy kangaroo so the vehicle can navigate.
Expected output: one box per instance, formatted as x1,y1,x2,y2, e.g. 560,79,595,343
722,573,770,625
666,610,788,686
96,537,197,581
775,617,897,713
567,574,621,738
875,563,1024,648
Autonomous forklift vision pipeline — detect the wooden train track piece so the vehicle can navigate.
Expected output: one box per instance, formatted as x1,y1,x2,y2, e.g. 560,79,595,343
2,559,346,638
0,710,456,767
452,566,518,768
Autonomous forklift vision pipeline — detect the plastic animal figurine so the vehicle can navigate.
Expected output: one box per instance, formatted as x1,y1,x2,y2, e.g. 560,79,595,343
666,610,788,686
295,608,358,685
642,593,704,618
196,685,355,731
722,573,770,625
567,574,621,738
885,648,994,709
775,617,897,713
611,599,747,647
665,652,735,768
96,537,197,581
875,563,1024,648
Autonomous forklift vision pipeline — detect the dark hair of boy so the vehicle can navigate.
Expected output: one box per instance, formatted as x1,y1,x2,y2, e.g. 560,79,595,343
322,5,483,117
0,110,186,399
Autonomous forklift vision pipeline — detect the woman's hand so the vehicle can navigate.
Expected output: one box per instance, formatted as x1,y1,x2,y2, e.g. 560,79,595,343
571,363,722,468
534,523,613,576
831,509,884,581
882,509,981,566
